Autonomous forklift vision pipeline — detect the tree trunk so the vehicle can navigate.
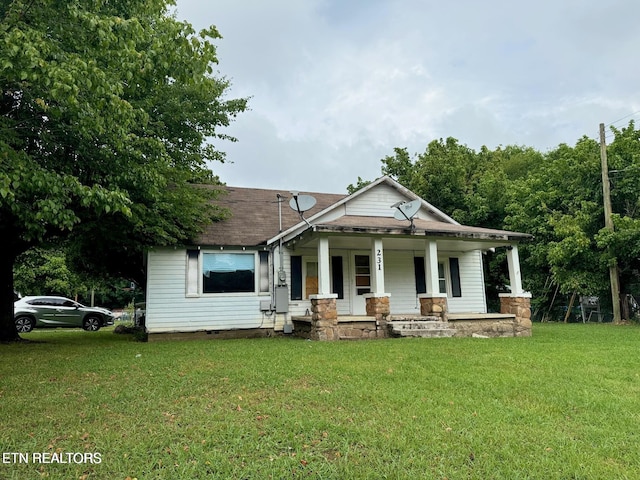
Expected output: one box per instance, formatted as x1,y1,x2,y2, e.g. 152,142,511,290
564,292,577,323
621,293,630,322
0,251,20,342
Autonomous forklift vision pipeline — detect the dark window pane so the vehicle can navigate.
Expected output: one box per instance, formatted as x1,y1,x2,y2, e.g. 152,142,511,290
203,253,255,293
332,256,344,299
450,257,462,298
291,256,302,300
414,256,426,294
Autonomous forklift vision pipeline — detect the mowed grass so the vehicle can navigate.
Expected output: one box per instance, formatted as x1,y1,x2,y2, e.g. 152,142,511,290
1,324,640,479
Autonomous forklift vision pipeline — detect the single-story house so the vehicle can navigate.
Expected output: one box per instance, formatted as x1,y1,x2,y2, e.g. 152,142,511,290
144,176,532,340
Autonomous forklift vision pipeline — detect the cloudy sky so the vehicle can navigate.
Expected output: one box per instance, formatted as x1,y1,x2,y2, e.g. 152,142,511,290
173,0,640,194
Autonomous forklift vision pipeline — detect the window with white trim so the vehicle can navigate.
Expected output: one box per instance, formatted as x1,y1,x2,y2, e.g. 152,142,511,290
438,259,462,297
185,250,270,295
438,262,447,295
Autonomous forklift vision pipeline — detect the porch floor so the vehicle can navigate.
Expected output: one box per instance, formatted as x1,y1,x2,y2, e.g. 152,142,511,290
291,313,516,322
447,313,515,320
291,315,376,323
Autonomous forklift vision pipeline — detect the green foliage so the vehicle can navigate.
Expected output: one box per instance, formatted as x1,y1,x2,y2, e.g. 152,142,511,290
13,247,85,297
346,176,371,194
113,322,147,341
0,0,246,339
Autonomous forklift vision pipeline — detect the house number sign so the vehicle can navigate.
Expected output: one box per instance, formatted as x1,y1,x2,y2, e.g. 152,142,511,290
376,249,383,270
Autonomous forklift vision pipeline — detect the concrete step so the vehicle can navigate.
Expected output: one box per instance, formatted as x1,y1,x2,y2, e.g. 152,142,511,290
390,320,450,330
390,315,441,322
388,321,456,338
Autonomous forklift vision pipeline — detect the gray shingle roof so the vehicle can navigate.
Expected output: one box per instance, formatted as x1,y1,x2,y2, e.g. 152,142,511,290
194,185,346,246
193,181,531,247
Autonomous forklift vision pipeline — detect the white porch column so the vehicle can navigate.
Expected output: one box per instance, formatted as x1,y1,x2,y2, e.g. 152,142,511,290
425,239,439,295
317,236,331,295
371,238,385,293
506,245,524,295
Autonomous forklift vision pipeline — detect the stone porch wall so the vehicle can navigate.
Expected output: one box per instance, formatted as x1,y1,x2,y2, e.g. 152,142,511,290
448,316,519,338
337,319,381,339
499,294,532,337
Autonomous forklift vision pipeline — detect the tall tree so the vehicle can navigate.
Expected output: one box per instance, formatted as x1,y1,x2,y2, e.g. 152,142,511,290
378,139,543,311
0,0,246,341
503,128,640,320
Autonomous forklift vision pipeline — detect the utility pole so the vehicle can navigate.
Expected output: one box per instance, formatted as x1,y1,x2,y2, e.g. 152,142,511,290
599,123,622,323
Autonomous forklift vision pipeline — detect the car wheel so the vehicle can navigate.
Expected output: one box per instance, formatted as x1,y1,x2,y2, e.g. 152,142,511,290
15,316,35,333
83,316,101,331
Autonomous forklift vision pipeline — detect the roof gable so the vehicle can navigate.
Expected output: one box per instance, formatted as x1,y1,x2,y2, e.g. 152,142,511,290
269,176,458,244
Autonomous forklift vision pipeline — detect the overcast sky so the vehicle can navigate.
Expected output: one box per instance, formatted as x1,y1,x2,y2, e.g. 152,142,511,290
173,0,640,194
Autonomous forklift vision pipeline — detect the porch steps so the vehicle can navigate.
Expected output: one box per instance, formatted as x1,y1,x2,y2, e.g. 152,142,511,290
388,317,456,338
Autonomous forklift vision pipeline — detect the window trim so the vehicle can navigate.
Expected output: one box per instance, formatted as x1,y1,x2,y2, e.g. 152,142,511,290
414,256,461,298
438,261,448,296
186,249,270,297
437,257,462,298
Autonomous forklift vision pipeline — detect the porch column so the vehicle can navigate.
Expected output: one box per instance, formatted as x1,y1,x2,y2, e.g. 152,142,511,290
425,239,439,294
420,239,448,320
506,245,523,295
371,238,385,293
317,236,331,295
310,236,339,340
501,245,532,336
364,238,390,337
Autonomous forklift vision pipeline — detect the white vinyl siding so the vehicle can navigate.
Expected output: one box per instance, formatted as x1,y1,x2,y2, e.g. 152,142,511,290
446,251,486,313
383,250,487,314
383,251,423,314
341,183,443,221
146,249,270,333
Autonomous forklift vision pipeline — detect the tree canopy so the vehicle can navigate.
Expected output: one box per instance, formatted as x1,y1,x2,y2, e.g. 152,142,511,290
0,0,246,341
371,124,640,321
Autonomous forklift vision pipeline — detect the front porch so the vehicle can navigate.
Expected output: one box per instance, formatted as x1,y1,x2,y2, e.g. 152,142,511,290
271,187,534,340
291,292,531,340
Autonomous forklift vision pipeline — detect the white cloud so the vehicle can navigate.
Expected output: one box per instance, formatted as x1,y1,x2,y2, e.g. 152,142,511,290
175,0,640,193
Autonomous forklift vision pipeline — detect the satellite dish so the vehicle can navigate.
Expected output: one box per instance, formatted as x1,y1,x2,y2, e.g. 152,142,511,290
392,199,420,221
289,192,316,227
289,194,317,214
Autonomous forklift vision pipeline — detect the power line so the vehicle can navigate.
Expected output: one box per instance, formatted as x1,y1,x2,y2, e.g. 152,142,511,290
594,111,640,142
604,110,640,129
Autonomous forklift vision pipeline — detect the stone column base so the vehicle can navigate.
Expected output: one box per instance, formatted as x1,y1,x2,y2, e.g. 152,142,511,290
499,293,532,337
418,294,448,321
364,293,391,338
310,294,338,341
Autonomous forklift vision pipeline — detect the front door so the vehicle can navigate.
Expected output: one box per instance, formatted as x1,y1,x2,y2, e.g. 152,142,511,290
305,260,318,299
352,253,371,315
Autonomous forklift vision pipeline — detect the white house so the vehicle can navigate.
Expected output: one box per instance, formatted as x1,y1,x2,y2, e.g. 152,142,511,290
144,176,532,340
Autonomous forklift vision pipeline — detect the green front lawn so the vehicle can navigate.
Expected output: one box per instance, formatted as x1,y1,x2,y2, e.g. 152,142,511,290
1,324,639,479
